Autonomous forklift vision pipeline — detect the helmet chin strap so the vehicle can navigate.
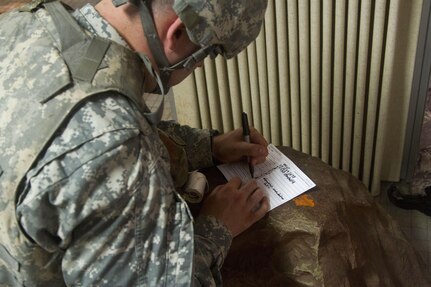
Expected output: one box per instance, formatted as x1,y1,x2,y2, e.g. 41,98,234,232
113,0,172,93
112,0,220,94
136,0,173,92
161,45,221,72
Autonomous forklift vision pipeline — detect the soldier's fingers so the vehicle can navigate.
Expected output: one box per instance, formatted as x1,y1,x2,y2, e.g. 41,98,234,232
247,187,265,209
226,177,242,188
239,180,259,196
249,127,268,147
253,197,269,219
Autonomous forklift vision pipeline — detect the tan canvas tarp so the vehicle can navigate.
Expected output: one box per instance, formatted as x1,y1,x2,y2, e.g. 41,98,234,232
198,147,430,287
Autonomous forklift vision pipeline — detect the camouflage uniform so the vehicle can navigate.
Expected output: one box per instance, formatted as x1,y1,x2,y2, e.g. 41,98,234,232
0,2,231,286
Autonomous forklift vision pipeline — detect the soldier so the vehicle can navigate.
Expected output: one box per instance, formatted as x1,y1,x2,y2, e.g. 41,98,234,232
0,0,269,286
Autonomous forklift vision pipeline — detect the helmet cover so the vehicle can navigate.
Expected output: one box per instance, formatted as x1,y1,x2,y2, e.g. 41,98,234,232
173,0,268,59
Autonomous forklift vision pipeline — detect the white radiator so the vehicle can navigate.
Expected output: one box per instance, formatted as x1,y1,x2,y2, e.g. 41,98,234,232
173,0,423,194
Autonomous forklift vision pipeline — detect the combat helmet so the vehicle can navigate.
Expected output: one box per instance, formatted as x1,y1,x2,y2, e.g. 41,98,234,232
113,0,268,92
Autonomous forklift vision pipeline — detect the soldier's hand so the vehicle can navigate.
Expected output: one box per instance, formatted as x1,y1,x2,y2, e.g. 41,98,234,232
212,127,268,166
199,177,269,237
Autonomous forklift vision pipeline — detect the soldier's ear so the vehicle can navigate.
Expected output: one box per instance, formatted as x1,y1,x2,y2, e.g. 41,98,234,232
165,17,190,52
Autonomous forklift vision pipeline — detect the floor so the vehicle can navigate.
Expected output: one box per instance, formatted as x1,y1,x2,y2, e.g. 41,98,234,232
376,182,431,274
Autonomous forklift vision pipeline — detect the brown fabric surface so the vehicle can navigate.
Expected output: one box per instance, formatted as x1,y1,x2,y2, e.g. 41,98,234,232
411,88,431,195
200,147,430,287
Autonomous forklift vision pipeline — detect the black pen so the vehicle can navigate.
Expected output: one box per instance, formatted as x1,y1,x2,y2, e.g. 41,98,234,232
242,112,254,178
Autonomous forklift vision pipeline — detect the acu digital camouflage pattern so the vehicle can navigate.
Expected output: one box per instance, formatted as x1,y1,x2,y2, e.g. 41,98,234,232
0,2,231,286
173,0,268,58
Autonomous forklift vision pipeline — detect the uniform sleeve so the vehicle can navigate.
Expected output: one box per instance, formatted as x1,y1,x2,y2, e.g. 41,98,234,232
17,132,232,286
17,129,147,286
16,97,232,286
193,216,232,286
157,120,216,170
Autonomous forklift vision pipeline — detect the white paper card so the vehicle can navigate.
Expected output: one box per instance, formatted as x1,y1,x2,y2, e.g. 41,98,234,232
217,144,316,210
